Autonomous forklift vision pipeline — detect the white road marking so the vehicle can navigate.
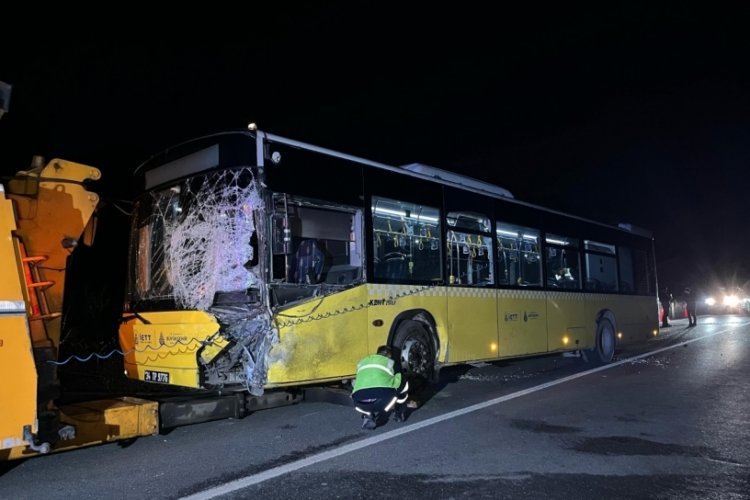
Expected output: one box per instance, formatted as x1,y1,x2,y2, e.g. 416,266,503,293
181,326,740,500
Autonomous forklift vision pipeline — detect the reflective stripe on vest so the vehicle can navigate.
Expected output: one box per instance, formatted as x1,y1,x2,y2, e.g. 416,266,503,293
358,363,394,376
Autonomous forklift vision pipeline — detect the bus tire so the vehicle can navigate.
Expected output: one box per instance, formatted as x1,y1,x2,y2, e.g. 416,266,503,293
393,320,435,381
582,316,616,364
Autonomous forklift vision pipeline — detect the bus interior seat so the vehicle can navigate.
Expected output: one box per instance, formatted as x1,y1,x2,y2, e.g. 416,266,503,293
585,279,603,291
292,239,324,283
324,264,361,285
376,253,407,281
558,279,579,290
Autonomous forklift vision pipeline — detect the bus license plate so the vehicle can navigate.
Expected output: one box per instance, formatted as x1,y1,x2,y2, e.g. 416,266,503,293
144,370,170,383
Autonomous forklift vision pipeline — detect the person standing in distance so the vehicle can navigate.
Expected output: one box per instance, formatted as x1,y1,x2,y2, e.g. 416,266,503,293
684,287,697,326
660,287,672,327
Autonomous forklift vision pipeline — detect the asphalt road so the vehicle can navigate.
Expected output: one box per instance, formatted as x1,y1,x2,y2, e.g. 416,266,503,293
2,315,748,500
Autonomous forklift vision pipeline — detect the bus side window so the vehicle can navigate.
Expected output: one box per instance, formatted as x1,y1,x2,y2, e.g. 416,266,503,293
446,211,493,286
618,246,635,293
372,196,441,283
583,240,617,292
497,237,517,285
520,240,541,286
273,198,362,285
497,222,540,287
545,233,581,290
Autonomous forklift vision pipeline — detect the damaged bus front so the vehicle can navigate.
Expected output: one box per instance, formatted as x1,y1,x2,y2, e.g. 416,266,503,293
119,131,372,409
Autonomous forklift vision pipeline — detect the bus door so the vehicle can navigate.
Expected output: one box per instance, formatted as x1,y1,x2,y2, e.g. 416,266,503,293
544,235,586,351
444,217,498,363
496,224,547,356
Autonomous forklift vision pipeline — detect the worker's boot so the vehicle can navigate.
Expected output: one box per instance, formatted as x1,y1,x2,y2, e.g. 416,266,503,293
361,415,376,430
393,406,405,422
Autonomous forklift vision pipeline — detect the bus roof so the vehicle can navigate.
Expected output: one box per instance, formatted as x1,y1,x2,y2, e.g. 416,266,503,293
400,163,514,199
259,130,652,239
135,129,653,240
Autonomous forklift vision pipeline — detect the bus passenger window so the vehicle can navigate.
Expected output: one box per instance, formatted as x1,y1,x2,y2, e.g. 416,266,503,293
618,246,635,292
445,233,494,286
372,196,441,283
272,196,363,286
545,233,580,290
631,248,652,294
446,211,493,286
584,240,617,292
497,222,540,287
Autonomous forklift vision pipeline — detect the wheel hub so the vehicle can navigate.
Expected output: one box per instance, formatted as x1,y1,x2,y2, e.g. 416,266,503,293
401,338,429,376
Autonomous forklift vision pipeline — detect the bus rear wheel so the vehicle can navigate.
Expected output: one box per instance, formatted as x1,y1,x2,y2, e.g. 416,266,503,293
393,320,435,381
582,317,616,364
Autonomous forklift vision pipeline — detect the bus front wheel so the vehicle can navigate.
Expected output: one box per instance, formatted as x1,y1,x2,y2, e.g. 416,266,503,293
393,320,435,381
582,317,616,364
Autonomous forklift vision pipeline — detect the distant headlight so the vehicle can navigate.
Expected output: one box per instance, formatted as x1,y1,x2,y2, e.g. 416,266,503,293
705,297,716,306
724,295,740,307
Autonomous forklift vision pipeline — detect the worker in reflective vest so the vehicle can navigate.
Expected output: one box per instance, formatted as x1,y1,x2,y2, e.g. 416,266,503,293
351,345,409,430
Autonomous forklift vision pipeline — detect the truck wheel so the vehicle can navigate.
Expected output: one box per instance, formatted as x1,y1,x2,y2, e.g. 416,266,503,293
393,320,435,380
582,317,616,364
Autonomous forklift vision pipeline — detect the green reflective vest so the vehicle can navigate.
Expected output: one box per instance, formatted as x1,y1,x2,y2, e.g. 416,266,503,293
352,354,401,393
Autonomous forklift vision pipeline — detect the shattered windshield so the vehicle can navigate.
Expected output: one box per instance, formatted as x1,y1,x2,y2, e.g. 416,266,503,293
128,168,261,310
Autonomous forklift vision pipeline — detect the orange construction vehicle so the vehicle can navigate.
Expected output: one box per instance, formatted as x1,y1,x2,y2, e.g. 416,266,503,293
0,82,158,461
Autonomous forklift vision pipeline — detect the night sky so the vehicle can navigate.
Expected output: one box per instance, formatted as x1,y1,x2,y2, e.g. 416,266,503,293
2,6,749,295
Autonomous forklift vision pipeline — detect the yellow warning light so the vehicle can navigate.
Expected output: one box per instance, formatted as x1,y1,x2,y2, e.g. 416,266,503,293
490,342,498,352
652,329,659,336
617,332,623,339
562,336,570,345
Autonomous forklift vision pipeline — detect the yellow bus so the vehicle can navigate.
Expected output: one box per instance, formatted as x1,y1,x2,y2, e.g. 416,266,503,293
119,129,659,410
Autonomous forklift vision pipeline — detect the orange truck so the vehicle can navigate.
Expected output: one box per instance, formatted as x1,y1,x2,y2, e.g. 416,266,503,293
0,83,158,461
